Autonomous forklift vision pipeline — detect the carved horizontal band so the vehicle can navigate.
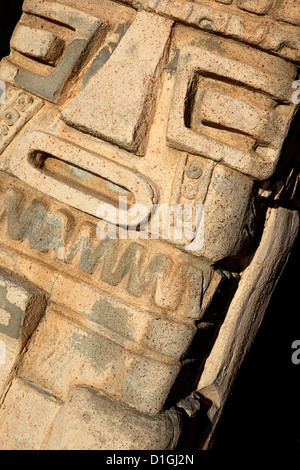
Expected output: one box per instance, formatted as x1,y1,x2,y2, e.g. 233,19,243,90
117,0,300,62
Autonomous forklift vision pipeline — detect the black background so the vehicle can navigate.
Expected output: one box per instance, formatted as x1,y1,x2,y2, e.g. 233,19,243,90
0,0,299,452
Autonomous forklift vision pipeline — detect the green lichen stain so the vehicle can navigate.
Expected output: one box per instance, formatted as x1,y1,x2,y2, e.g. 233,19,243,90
167,48,180,78
5,192,65,253
89,297,134,341
191,37,226,56
70,329,122,372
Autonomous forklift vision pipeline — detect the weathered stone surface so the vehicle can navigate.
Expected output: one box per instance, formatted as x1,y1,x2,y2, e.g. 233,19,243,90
0,267,47,399
274,0,300,26
62,11,173,154
0,378,61,450
194,165,254,261
9,131,157,223
0,83,42,154
0,268,46,350
111,0,300,61
45,386,182,450
198,206,300,448
14,0,106,102
0,0,298,451
11,24,65,65
200,90,289,147
0,176,216,311
237,0,273,14
17,306,183,414
225,14,266,44
166,44,293,180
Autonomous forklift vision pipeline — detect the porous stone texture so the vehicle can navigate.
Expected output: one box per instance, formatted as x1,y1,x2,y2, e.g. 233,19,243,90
44,386,182,450
11,24,65,65
62,11,173,154
0,0,298,450
0,269,47,399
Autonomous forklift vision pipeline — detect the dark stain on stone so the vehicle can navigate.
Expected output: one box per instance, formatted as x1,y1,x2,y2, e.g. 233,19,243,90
81,20,132,89
90,296,133,340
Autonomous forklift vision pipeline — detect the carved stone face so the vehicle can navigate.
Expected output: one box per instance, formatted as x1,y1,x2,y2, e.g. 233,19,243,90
0,0,298,450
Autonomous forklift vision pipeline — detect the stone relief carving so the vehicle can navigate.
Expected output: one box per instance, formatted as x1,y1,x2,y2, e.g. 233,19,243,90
0,0,298,450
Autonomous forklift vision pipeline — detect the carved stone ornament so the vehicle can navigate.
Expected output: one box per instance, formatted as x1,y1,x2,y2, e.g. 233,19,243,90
0,0,298,450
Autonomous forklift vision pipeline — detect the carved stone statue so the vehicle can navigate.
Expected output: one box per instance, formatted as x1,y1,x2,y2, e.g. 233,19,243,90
0,0,298,450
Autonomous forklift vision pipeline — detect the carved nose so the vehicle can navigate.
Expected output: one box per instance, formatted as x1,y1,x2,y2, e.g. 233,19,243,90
61,11,173,156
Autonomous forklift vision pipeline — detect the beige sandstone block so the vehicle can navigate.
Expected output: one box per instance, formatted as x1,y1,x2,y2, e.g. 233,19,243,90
0,268,47,398
200,90,290,147
11,24,65,65
62,11,173,154
194,165,254,261
166,44,293,180
274,0,300,26
0,0,298,451
236,0,274,14
0,347,17,399
263,26,300,60
0,268,47,354
0,83,42,154
0,378,61,450
18,308,182,414
10,131,157,223
44,386,182,450
225,15,267,44
13,0,106,102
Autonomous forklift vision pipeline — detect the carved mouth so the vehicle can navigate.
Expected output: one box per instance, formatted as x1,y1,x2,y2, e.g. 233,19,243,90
31,151,135,208
10,131,157,225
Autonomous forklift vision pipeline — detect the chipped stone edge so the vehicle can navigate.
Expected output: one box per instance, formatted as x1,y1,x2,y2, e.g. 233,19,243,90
196,205,300,449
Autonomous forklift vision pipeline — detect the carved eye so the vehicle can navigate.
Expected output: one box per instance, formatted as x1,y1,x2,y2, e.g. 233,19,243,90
0,124,8,137
166,45,291,181
16,94,33,112
185,161,203,179
1,108,19,126
181,181,199,199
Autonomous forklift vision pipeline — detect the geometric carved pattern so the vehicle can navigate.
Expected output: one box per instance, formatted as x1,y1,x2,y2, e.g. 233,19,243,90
13,0,105,102
166,45,291,180
0,182,214,315
0,0,298,451
0,84,42,154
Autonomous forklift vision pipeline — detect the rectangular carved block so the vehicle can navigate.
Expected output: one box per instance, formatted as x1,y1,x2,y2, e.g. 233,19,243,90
62,11,173,154
44,386,180,450
237,0,274,14
200,90,290,147
9,131,157,224
13,0,106,102
0,268,47,353
170,156,254,261
11,24,65,65
225,14,267,44
18,308,181,414
274,0,300,26
0,174,216,309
